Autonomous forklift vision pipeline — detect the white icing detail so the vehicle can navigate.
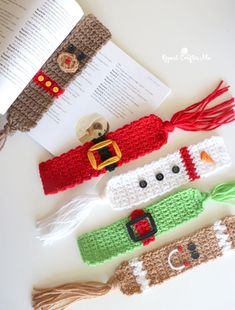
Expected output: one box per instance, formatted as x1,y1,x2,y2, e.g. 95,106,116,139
129,258,150,292
213,220,233,254
188,136,231,178
168,249,185,271
106,137,231,210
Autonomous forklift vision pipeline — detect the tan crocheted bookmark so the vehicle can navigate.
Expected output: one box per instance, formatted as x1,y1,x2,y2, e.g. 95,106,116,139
0,14,111,150
32,216,235,309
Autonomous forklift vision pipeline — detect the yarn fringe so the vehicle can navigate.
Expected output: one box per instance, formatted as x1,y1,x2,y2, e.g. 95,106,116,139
170,80,235,131
36,194,100,245
210,182,235,202
33,278,117,310
0,122,16,151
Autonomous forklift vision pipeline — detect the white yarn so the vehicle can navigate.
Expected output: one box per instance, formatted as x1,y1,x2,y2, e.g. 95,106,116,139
106,136,231,210
167,248,185,271
213,220,233,254
36,137,231,244
129,258,150,292
36,194,100,245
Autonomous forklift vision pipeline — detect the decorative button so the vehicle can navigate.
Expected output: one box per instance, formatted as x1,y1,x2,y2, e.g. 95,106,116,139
187,242,196,251
191,251,200,260
139,180,147,188
67,44,76,53
53,86,59,93
45,81,52,87
156,173,164,181
38,75,44,82
77,51,86,61
172,165,180,174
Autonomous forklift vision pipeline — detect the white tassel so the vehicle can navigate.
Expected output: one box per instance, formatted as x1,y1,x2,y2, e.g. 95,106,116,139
36,194,100,245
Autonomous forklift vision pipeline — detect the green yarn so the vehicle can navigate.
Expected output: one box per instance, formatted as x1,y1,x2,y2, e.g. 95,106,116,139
209,182,235,202
77,181,235,266
78,188,205,266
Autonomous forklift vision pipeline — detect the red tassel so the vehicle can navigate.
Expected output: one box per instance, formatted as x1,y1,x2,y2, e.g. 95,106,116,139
170,81,235,131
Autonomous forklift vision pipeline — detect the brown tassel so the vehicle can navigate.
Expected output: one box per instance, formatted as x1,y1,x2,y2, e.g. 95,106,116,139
0,122,16,151
32,277,118,310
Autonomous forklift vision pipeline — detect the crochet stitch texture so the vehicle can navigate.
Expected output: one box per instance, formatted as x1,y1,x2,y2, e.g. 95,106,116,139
0,14,111,149
106,136,230,209
115,216,235,295
33,216,235,310
78,188,205,265
38,80,235,194
78,181,235,265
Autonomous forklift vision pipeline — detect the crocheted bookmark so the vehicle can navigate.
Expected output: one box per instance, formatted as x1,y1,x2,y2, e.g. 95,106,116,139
0,14,111,150
77,182,235,265
32,215,235,309
38,80,235,195
106,136,230,209
36,136,231,244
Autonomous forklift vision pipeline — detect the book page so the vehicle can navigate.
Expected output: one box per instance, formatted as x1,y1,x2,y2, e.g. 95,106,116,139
0,0,83,114
29,41,171,156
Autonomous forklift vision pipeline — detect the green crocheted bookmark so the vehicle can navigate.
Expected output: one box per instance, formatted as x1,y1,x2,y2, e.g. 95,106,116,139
78,188,204,265
78,182,235,266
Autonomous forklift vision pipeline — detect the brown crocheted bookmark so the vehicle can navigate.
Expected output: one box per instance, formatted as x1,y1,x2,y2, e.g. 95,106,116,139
32,216,235,309
0,14,111,150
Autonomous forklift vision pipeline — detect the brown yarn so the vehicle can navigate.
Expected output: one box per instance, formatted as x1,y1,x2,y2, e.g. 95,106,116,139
0,120,17,150
33,277,119,310
32,216,235,309
0,14,111,150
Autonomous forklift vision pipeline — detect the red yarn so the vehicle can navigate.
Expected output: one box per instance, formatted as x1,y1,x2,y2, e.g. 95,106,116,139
129,210,155,246
39,81,235,195
33,70,64,98
39,114,167,194
170,81,235,131
180,147,199,181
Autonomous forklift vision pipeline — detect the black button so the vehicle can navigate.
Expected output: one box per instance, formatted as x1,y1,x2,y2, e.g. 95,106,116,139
191,251,200,260
172,165,180,174
187,242,196,251
156,173,164,181
77,51,86,61
67,44,76,53
139,180,147,188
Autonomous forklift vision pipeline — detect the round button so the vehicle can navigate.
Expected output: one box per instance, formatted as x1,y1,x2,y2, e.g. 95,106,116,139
67,44,76,53
45,81,52,87
37,75,44,82
139,180,147,188
156,173,164,181
172,165,180,174
53,86,59,93
187,242,196,251
191,251,200,260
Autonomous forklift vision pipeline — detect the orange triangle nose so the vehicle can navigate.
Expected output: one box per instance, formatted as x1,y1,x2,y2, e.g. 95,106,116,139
200,151,215,164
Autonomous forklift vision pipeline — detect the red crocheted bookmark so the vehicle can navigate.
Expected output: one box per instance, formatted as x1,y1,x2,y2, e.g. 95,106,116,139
39,81,235,195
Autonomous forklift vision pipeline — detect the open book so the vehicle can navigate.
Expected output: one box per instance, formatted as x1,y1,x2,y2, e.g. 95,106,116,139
0,0,171,155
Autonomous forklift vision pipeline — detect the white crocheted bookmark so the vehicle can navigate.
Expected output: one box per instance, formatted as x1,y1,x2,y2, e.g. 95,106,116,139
106,136,231,210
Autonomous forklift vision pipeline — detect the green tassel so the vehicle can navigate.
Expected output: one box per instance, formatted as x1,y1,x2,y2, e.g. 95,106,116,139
210,182,235,202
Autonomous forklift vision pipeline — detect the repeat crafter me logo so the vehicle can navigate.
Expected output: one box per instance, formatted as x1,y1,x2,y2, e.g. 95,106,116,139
162,47,211,64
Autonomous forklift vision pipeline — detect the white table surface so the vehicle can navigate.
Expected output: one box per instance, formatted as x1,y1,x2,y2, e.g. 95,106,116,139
1,0,235,309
